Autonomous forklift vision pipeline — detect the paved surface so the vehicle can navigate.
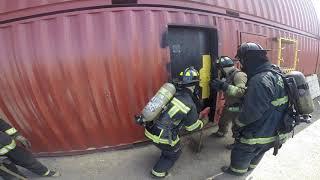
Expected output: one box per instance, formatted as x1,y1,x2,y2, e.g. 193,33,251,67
15,98,320,180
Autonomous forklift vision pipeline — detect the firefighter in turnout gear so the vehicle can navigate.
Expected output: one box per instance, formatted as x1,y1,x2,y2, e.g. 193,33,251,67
210,56,247,143
0,118,60,179
221,42,289,176
143,67,207,178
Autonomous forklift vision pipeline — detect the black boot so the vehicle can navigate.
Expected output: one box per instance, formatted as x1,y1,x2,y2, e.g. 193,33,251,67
211,131,225,138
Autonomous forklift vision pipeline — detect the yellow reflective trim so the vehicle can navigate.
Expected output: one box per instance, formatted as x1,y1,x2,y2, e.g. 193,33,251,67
43,170,50,176
0,148,9,155
277,76,284,88
171,98,190,114
271,96,288,106
230,166,248,174
168,106,180,118
173,119,182,125
192,70,198,76
152,169,166,177
226,85,238,96
227,106,240,112
185,120,203,131
0,140,16,155
240,133,290,145
159,129,164,137
5,128,17,135
145,129,179,146
199,120,204,129
249,164,257,169
6,140,16,150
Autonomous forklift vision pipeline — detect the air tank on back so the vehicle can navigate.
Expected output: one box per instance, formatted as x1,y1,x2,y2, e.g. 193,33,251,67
286,71,314,114
135,83,176,125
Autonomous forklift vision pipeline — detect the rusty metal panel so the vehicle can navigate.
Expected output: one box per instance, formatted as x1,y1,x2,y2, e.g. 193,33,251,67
0,9,171,154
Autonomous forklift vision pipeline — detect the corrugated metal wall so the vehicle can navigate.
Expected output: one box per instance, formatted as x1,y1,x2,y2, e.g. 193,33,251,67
189,0,319,36
0,0,319,154
0,0,77,14
0,9,170,153
1,0,319,36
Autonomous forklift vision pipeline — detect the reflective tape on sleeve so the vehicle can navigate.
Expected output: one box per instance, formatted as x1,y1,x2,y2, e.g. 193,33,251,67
271,96,288,106
185,120,203,131
0,140,16,155
5,128,18,135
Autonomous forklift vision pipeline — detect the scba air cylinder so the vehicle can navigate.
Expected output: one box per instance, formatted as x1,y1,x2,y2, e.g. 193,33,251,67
140,83,176,122
286,71,314,114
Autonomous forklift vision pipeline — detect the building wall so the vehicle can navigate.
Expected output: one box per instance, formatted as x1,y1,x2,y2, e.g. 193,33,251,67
0,0,319,155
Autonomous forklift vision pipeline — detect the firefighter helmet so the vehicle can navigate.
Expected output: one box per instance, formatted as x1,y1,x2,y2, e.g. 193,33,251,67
216,56,234,68
179,66,200,85
235,42,267,60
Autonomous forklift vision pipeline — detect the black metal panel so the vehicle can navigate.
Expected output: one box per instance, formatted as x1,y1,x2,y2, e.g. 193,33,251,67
167,26,219,121
167,27,210,78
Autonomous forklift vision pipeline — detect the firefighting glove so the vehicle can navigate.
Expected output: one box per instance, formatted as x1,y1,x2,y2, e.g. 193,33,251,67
15,135,31,149
211,79,229,91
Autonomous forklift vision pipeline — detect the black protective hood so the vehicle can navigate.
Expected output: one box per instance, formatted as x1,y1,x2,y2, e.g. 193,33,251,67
241,52,271,79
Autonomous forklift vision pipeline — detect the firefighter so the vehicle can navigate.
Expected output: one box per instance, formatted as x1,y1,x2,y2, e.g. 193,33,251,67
0,118,60,179
221,42,289,176
144,67,207,178
210,56,247,146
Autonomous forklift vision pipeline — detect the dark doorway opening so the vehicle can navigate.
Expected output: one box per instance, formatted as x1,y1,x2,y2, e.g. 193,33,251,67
167,26,219,121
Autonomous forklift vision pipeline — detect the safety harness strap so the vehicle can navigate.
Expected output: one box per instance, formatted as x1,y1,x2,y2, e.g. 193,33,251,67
171,98,190,114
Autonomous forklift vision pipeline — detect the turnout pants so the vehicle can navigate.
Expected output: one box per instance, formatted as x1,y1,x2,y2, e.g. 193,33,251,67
151,142,182,177
5,146,49,176
0,132,49,179
229,142,274,174
217,108,240,135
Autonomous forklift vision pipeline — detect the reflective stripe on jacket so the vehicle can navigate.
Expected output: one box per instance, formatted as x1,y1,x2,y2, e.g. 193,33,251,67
237,63,288,141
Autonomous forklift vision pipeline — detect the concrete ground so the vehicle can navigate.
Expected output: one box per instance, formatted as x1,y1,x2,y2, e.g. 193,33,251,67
17,98,320,180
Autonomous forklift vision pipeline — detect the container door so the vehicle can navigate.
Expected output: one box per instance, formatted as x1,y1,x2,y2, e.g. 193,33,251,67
167,26,218,120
